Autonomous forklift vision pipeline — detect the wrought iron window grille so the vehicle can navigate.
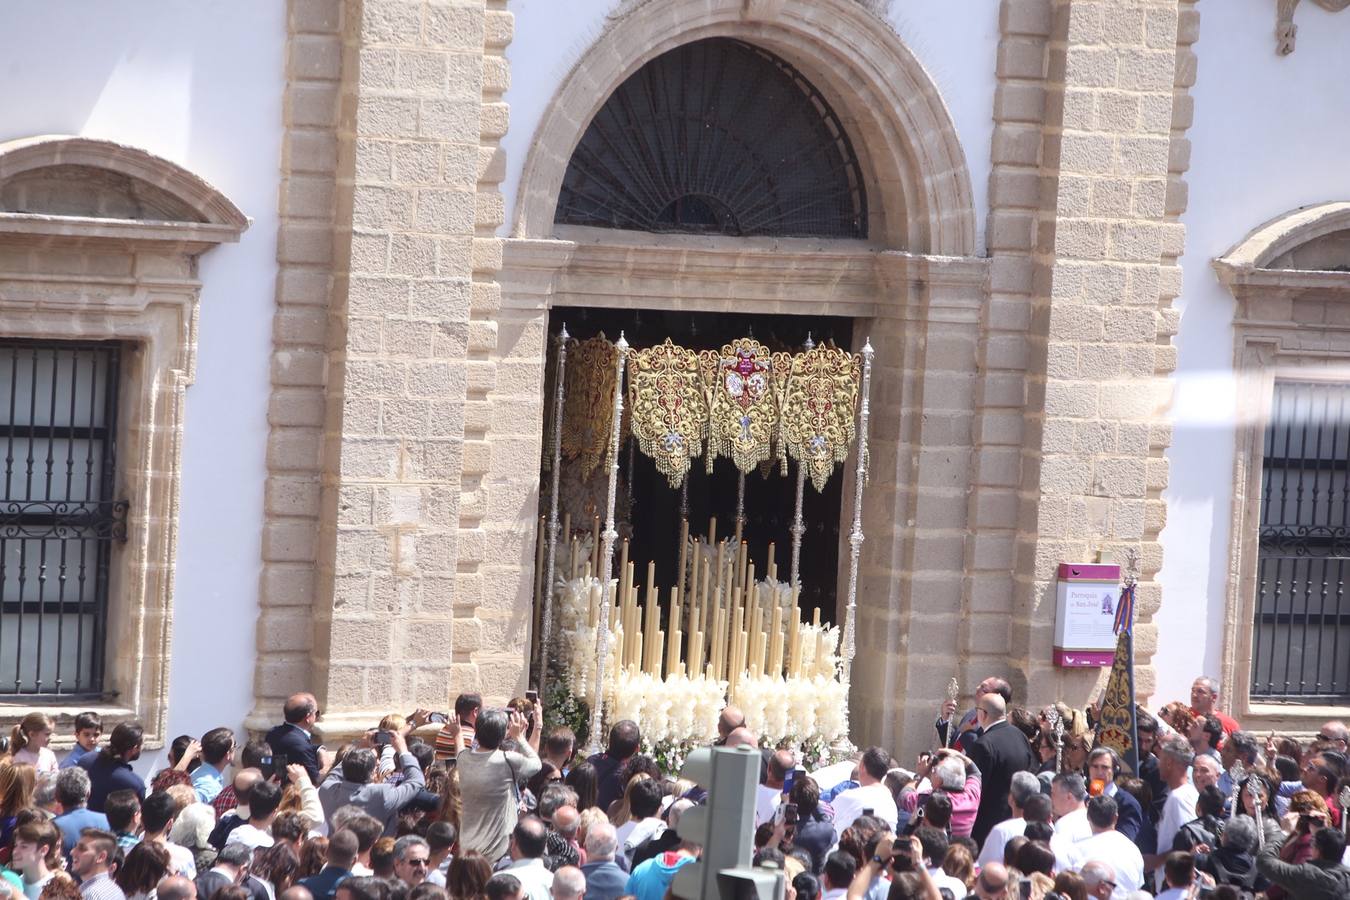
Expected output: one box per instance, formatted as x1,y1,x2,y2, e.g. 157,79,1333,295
1,339,127,698
1251,380,1350,703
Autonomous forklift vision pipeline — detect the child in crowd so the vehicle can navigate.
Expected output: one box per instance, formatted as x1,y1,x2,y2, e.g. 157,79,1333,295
7,714,58,778
59,712,103,771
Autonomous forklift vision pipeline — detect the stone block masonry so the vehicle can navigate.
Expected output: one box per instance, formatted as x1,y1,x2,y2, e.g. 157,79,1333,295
249,0,514,738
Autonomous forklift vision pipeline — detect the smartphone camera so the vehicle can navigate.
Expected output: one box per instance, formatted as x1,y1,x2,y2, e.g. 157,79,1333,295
526,689,539,704
890,849,913,873
373,730,394,747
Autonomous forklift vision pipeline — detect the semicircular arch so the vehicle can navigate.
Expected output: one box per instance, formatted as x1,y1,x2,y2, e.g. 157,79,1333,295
0,135,248,230
513,0,976,256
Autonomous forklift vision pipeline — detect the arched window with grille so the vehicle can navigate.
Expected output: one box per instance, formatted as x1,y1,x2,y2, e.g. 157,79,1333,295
555,38,867,239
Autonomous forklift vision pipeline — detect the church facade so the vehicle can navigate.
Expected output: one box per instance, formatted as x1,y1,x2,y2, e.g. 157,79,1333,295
2,0,1348,761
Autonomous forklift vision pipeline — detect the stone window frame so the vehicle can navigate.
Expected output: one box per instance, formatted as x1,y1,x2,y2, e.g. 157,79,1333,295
0,136,247,746
1215,202,1350,731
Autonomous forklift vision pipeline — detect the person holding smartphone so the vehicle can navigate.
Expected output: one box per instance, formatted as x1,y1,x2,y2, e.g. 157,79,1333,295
318,711,430,835
844,834,942,900
756,750,796,826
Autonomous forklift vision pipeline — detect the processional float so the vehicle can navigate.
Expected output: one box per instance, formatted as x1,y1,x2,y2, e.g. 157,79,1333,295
532,328,875,760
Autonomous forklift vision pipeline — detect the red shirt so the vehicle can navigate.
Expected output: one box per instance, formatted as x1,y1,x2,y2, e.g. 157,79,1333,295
1193,708,1241,736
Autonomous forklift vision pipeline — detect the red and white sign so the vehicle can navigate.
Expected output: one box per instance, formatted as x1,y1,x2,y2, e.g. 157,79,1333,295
1053,563,1120,667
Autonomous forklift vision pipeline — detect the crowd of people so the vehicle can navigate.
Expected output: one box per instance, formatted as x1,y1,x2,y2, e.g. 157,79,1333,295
0,676,1347,900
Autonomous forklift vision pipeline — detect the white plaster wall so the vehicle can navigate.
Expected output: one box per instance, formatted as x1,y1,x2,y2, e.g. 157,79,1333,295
0,0,284,766
499,0,998,252
1156,1,1350,706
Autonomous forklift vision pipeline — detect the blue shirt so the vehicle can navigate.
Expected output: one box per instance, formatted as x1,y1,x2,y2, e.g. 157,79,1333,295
625,853,696,900
60,746,97,769
79,753,145,812
54,808,110,855
192,763,227,804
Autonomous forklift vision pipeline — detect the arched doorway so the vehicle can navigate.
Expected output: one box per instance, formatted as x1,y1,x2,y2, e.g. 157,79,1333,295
497,0,985,748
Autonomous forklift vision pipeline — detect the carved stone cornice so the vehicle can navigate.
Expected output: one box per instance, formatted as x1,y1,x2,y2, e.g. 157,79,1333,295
1277,0,1350,55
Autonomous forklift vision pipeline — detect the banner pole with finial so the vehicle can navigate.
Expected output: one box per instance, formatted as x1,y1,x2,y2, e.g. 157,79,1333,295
944,677,960,749
585,333,629,755
789,333,814,589
539,325,569,702
837,337,874,747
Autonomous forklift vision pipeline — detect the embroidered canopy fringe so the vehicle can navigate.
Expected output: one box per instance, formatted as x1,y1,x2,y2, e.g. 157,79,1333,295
779,345,862,492
702,338,790,475
626,339,708,488
561,334,619,479
561,335,863,492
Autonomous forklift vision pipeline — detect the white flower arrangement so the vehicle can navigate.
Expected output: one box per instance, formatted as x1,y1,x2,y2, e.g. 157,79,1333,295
731,673,848,745
551,567,848,754
552,573,610,698
605,670,726,746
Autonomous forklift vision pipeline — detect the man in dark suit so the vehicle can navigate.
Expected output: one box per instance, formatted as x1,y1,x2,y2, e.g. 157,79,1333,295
1088,747,1145,841
968,693,1037,846
196,843,270,900
300,829,358,900
266,692,331,785
936,677,1012,753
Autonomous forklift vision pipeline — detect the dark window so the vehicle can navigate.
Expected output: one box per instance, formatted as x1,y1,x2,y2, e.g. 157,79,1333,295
556,38,867,239
1,340,126,697
1251,381,1350,702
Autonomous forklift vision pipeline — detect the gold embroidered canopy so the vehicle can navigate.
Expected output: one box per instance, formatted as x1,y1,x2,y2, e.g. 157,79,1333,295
779,345,862,491
702,338,790,476
561,334,619,479
558,334,862,490
627,339,708,488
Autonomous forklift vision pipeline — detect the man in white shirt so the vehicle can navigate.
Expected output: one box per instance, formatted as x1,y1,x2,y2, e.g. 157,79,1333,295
1051,773,1092,843
501,817,553,900
225,780,281,851
913,827,969,899
831,747,898,836
1152,736,1199,890
976,771,1042,867
140,792,197,879
821,852,855,900
1049,772,1093,872
755,750,795,826
614,779,666,862
1155,851,1201,900
1068,796,1144,899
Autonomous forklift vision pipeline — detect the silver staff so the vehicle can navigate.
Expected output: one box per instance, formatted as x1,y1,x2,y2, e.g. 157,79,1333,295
1340,785,1350,837
1246,776,1265,848
1045,706,1064,773
837,339,874,747
1227,761,1246,817
539,325,569,703
584,333,629,755
944,677,960,749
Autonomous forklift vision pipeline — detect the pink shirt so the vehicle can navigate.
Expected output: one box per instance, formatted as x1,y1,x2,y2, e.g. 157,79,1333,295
14,746,58,777
901,775,982,837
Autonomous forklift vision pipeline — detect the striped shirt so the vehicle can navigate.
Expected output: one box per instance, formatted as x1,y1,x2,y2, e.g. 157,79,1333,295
433,723,473,761
79,873,126,900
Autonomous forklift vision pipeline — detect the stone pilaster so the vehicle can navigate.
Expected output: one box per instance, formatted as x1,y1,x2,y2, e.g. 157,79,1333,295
307,0,506,730
249,0,347,730
960,0,1054,707
1011,0,1187,702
